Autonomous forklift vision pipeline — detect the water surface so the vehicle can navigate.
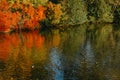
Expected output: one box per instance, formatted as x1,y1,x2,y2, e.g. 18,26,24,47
0,24,120,80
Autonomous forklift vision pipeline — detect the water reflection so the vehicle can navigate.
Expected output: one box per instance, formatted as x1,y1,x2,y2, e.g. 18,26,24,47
47,47,64,80
0,24,119,80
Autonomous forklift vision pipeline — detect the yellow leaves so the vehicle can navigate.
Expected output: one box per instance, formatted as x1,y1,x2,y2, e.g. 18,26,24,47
46,1,63,24
54,4,62,18
47,2,54,11
0,0,9,11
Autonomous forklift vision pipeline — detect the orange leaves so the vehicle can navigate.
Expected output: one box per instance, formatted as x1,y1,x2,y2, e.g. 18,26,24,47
24,19,39,29
0,0,9,11
0,0,46,32
0,0,21,31
0,11,11,31
11,12,21,28
23,4,46,29
23,4,35,17
0,11,21,31
11,2,23,9
36,6,46,20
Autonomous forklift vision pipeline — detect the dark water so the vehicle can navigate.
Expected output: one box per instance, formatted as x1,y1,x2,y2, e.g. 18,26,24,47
0,24,120,80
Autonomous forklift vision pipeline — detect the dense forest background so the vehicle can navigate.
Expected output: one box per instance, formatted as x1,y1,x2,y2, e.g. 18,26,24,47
0,0,120,32
59,0,120,25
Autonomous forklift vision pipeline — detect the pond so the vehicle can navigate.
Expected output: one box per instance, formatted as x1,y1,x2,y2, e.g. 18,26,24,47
0,24,120,80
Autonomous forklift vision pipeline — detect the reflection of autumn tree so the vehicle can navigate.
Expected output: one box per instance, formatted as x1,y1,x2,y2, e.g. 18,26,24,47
23,32,49,80
22,31,48,69
0,34,10,61
0,31,49,80
110,25,120,69
0,33,32,80
22,31,45,49
30,31,62,80
0,33,20,62
52,31,61,47
91,24,115,63
60,25,86,57
43,30,61,49
88,24,120,79
57,25,87,79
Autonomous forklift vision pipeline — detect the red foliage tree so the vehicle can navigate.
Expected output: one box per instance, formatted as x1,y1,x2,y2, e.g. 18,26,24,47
0,0,46,32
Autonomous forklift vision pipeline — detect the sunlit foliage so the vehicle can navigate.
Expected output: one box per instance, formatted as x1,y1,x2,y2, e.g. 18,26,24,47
46,1,63,25
8,0,48,6
0,0,46,32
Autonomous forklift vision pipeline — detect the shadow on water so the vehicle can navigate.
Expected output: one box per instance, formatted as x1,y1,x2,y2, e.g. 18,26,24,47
0,24,120,80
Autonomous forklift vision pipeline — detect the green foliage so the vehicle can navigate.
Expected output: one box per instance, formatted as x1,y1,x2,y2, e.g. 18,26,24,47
60,0,120,25
98,0,114,22
86,0,100,22
8,0,48,6
114,5,120,23
63,0,88,25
